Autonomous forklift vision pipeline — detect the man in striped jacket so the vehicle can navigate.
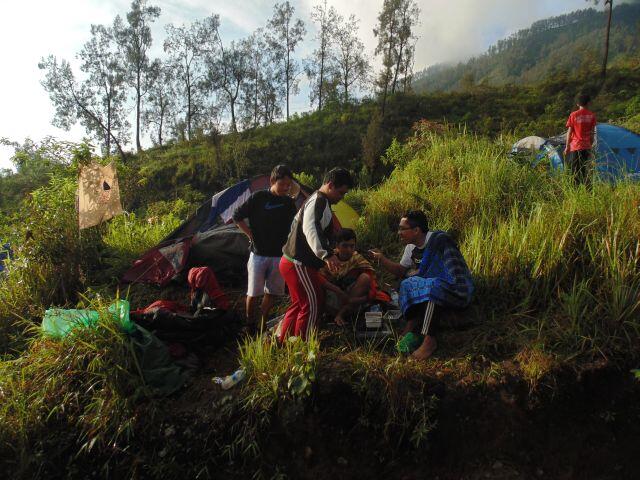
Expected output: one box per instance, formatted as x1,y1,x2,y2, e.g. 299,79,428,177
279,168,353,342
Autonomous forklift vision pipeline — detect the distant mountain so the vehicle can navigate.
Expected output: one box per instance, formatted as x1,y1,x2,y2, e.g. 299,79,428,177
413,2,640,93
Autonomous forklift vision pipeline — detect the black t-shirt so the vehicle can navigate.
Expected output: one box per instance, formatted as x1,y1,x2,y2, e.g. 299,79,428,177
232,190,297,257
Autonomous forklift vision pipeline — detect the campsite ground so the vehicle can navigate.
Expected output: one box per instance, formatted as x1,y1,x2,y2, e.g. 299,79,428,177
112,284,640,480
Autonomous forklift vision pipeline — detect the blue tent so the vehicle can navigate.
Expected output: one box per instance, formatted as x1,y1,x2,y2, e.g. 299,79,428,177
541,124,640,182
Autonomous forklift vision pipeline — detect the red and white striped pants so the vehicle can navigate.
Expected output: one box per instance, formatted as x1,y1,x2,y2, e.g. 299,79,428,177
278,257,325,342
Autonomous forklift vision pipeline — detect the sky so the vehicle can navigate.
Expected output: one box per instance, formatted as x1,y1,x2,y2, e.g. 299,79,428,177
0,0,595,171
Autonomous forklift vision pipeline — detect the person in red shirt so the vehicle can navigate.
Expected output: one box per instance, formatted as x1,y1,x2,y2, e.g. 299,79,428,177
564,93,597,185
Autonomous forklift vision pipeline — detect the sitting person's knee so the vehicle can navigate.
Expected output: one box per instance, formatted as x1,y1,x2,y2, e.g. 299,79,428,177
356,272,371,286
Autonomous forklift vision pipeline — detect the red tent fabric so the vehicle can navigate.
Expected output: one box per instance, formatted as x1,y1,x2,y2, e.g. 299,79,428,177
121,239,190,287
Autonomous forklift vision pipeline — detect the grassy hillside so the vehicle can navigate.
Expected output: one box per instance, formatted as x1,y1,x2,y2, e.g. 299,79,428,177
2,65,639,223
1,120,640,477
413,2,640,92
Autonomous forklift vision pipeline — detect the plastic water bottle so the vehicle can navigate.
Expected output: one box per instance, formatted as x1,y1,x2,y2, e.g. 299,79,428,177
390,290,399,307
221,369,246,390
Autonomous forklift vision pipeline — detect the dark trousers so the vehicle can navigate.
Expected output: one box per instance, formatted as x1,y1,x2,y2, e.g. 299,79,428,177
405,301,441,336
565,149,592,185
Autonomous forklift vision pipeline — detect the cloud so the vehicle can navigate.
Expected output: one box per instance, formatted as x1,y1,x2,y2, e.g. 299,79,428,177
412,0,588,68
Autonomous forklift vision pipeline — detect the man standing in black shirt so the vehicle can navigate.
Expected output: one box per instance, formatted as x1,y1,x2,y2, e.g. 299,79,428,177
233,165,298,332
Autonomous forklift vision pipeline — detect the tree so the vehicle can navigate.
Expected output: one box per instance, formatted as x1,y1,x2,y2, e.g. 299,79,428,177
374,0,399,116
587,0,614,83
257,61,284,126
238,31,284,129
391,0,420,93
266,1,306,121
334,14,371,104
374,0,420,115
306,0,339,111
206,37,250,133
401,39,417,92
239,31,266,128
391,0,420,94
601,0,613,82
78,25,129,157
164,16,219,140
39,25,129,159
114,0,161,152
143,61,174,146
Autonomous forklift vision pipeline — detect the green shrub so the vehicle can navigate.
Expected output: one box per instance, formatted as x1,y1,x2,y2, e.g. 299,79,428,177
0,172,103,352
0,297,147,477
294,171,319,190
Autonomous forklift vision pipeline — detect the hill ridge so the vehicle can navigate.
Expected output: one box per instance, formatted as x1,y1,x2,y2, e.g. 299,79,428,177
413,2,640,92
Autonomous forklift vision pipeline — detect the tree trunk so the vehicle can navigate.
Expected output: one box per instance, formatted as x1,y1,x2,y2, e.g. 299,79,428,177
72,87,124,160
318,46,325,111
392,39,405,94
601,0,613,83
343,63,349,104
230,89,238,133
186,79,192,140
254,67,259,128
286,59,290,121
136,69,142,152
158,101,164,146
381,17,397,117
106,99,112,157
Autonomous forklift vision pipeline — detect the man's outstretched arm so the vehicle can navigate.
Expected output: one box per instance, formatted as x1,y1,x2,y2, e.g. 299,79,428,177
369,249,408,279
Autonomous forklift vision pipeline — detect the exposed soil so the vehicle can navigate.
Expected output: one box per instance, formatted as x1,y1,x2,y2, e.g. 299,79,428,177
120,329,640,480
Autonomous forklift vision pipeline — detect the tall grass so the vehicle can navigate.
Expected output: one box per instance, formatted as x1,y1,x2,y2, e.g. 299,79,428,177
0,173,100,353
101,211,181,278
359,126,640,362
239,333,319,410
0,297,147,477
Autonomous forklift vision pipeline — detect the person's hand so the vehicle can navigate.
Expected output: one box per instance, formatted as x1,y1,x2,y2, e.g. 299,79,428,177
368,248,385,262
563,147,570,156
325,254,341,272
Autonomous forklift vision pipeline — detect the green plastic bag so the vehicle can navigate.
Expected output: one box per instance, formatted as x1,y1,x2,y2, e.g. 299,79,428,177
42,300,134,338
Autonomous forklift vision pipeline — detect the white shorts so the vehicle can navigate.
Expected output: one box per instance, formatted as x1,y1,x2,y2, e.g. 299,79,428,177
247,253,285,297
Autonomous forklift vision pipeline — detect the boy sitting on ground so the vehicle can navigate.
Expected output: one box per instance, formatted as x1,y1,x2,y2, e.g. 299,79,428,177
320,228,382,326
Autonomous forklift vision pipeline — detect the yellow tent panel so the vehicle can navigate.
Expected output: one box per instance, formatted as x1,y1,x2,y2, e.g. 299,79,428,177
332,200,359,230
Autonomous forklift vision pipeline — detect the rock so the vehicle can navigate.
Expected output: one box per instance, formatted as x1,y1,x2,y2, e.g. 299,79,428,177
337,456,348,466
536,468,544,477
493,461,503,469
